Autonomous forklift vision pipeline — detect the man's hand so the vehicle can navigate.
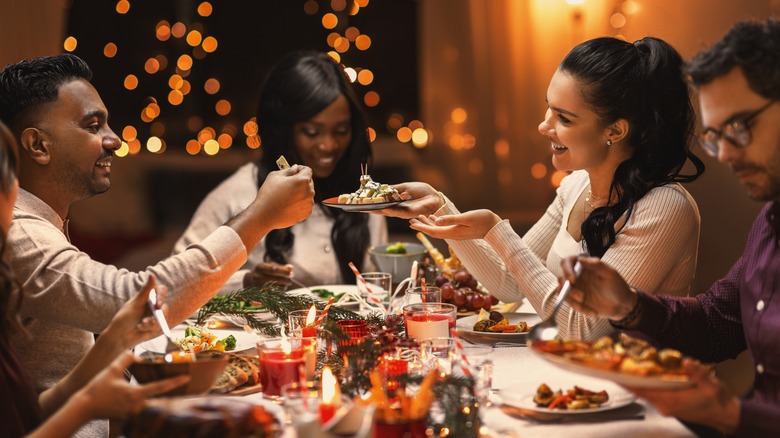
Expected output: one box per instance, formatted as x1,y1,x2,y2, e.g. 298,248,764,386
409,209,502,240
373,182,445,219
256,165,315,230
560,256,637,321
244,262,293,289
627,359,740,434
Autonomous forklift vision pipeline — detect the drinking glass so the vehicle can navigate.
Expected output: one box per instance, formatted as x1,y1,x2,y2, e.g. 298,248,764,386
359,272,392,312
395,286,441,313
420,337,457,377
403,302,457,340
281,381,320,436
460,345,494,406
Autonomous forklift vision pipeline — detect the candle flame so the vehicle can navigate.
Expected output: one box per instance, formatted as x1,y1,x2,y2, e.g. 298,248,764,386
280,332,292,355
321,366,341,406
306,305,317,326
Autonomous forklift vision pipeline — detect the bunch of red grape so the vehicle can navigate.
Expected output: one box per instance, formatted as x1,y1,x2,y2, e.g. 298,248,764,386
435,270,499,312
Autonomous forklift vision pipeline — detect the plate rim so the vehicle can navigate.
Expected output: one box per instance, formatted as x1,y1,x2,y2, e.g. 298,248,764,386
530,347,694,389
456,312,542,340
502,391,636,415
321,196,404,212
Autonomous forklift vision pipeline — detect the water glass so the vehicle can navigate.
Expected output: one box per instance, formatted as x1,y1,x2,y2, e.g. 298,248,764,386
420,337,457,377
281,381,321,436
395,286,441,313
359,272,392,312
460,345,494,406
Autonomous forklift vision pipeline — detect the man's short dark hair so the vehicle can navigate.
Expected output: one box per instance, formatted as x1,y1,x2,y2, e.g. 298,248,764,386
684,19,780,100
0,54,93,133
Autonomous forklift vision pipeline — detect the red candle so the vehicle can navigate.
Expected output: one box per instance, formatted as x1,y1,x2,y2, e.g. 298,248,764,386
258,348,304,398
319,403,337,424
302,325,317,338
320,366,341,424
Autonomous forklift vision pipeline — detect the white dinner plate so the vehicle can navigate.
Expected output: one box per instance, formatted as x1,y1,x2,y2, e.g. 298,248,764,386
456,312,542,345
287,284,365,310
530,348,694,389
501,391,636,415
138,326,260,354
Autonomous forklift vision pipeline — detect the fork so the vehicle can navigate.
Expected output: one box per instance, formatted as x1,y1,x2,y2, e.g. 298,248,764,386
147,288,181,361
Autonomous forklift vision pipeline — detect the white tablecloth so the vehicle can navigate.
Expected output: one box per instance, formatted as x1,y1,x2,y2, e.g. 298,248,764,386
137,299,696,438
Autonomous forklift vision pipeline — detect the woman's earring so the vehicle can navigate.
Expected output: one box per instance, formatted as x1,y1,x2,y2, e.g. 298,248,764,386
606,139,613,146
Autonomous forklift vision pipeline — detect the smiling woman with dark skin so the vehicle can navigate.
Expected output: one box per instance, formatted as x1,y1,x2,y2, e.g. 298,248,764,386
173,51,387,291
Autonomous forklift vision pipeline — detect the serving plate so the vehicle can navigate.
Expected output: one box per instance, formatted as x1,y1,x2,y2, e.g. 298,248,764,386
322,196,404,212
138,326,260,354
456,312,542,345
287,284,363,310
529,347,694,389
501,391,636,415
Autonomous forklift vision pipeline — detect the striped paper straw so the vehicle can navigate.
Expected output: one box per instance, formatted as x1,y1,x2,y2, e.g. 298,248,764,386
315,297,335,327
348,262,385,309
450,328,472,376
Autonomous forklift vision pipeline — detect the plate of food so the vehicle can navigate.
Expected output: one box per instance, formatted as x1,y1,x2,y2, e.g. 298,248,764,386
322,169,405,212
500,383,635,414
456,310,542,344
287,284,363,310
529,334,694,389
138,324,259,355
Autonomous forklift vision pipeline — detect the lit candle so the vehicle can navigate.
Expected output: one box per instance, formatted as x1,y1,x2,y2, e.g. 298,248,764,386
258,336,305,399
319,366,341,424
302,305,317,338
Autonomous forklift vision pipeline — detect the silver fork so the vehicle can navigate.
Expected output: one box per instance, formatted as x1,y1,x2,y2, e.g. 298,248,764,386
147,288,180,361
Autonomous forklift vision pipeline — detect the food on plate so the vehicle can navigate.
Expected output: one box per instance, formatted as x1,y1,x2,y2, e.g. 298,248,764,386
416,232,462,272
311,288,346,301
385,241,408,254
472,309,530,333
435,268,498,313
532,383,609,410
175,324,237,353
210,353,261,394
532,333,687,377
337,169,402,204
124,395,280,437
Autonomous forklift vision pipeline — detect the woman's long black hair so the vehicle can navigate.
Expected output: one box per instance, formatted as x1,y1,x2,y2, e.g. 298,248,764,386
254,51,372,282
560,37,705,257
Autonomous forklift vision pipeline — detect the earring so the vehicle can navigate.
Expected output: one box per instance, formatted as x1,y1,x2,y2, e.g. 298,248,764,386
606,139,613,146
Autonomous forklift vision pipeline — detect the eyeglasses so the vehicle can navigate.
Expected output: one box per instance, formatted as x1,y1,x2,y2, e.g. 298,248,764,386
698,100,776,157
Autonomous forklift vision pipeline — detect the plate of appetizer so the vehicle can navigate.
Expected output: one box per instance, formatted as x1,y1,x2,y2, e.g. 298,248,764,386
138,324,259,354
456,310,541,344
500,383,635,415
322,167,405,212
530,334,694,389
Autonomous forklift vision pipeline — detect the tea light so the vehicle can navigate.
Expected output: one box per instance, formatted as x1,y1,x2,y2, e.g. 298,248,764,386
319,366,341,424
403,303,457,340
258,337,305,399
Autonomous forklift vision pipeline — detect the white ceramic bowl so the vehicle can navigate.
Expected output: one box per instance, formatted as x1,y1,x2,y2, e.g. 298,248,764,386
368,242,427,283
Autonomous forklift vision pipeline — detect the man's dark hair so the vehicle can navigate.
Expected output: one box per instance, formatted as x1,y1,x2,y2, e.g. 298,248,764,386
685,19,780,100
0,54,93,133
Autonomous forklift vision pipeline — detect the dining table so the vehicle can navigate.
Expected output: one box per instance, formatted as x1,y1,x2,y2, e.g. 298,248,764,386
135,298,697,438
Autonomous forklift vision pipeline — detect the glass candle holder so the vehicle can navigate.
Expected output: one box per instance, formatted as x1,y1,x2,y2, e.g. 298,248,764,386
336,319,368,358
396,286,442,313
289,308,321,338
281,381,320,435
373,411,427,438
403,302,457,340
258,337,305,399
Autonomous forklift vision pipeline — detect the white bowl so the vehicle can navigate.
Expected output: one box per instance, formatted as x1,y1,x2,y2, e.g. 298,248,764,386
368,243,427,284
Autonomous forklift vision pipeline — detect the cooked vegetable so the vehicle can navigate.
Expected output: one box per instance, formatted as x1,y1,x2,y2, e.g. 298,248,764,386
385,242,408,254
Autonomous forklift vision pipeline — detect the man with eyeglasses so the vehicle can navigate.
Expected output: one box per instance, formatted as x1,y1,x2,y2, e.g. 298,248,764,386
557,19,780,437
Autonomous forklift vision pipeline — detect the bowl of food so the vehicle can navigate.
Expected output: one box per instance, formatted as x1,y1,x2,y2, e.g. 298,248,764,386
129,350,229,396
368,242,427,283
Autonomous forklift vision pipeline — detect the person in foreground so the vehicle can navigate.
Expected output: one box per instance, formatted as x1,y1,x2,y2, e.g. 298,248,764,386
559,19,780,436
173,51,387,290
377,36,704,340
0,120,188,437
0,54,314,436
